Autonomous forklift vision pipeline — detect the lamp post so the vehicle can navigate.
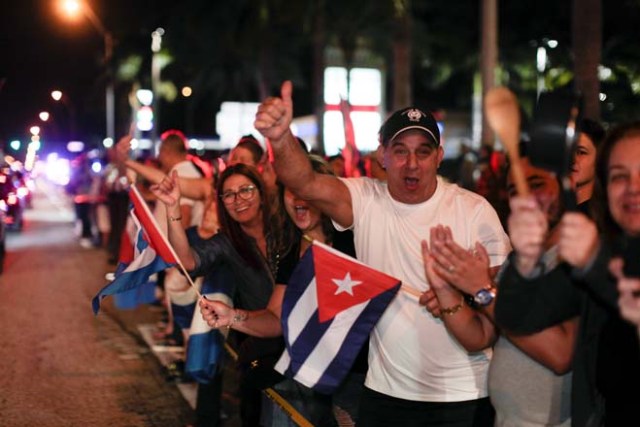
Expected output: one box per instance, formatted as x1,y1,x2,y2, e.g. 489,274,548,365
60,0,115,140
151,27,164,148
51,90,78,138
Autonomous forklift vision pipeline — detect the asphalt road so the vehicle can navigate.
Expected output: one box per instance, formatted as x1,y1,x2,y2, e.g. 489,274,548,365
0,177,196,426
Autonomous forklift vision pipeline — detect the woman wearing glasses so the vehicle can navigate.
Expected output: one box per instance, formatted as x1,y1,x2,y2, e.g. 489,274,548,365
198,156,363,427
152,162,296,426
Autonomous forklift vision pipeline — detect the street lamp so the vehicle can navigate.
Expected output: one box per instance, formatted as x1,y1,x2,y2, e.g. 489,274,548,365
60,0,115,140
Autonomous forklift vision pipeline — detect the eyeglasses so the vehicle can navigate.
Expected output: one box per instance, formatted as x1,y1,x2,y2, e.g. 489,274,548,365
220,185,257,204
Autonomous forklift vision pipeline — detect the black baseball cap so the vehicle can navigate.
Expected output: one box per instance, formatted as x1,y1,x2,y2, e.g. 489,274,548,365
379,107,440,146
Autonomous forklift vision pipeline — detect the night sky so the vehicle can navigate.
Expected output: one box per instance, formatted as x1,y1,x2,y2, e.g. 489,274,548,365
1,0,175,150
2,1,100,142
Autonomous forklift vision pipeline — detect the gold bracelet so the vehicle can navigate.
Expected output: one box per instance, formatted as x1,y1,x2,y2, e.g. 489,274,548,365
169,214,183,222
440,296,465,316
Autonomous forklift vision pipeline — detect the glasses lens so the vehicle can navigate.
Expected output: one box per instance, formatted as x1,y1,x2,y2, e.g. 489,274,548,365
238,186,256,200
221,192,236,204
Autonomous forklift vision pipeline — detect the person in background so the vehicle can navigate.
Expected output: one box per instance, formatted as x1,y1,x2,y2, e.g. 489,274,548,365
363,152,387,181
102,148,130,264
571,118,606,209
254,81,511,427
494,121,640,425
66,154,101,248
423,147,576,426
327,154,346,178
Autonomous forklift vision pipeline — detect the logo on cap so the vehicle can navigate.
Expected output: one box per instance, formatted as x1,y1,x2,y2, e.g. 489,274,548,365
404,108,427,123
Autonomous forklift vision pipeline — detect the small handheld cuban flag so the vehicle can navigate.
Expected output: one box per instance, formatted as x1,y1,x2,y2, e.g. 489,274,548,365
275,240,401,394
92,185,179,314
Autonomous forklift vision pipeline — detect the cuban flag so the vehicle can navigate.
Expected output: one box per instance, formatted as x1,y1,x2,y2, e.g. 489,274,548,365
184,272,234,383
92,185,179,314
275,241,401,394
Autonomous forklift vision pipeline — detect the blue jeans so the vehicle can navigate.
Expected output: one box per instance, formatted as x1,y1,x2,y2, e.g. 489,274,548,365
264,378,336,427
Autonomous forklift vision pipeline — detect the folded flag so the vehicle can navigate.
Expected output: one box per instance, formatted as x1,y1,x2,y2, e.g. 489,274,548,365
275,240,401,394
92,185,179,314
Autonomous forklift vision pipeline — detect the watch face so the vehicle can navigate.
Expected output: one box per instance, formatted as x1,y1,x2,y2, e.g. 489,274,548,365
475,288,495,306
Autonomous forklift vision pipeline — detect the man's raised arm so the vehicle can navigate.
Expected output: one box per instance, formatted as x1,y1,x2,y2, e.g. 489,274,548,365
254,80,353,228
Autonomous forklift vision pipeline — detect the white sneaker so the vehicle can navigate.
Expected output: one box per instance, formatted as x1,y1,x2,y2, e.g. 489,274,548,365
79,238,93,249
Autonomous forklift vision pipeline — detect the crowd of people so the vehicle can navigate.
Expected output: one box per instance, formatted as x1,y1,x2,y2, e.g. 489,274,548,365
75,79,640,427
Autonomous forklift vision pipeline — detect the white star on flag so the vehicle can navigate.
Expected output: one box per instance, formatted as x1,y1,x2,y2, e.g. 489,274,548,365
332,272,362,296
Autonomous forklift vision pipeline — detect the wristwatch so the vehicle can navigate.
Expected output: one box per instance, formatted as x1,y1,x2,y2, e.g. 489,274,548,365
473,284,497,307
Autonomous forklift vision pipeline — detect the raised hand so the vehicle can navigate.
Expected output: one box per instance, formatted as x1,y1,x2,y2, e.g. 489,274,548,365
150,170,181,208
429,225,493,295
508,196,548,275
199,297,234,329
254,80,294,143
558,212,599,269
114,135,133,164
420,238,463,318
610,257,640,330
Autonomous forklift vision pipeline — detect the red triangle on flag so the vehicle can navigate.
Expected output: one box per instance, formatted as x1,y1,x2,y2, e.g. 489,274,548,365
129,186,179,264
313,244,400,323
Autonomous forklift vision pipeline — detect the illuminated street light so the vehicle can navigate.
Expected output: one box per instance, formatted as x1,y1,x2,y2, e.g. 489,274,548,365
59,0,115,140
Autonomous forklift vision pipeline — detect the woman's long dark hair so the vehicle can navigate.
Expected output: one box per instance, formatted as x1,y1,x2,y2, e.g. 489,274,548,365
593,121,640,243
216,163,283,273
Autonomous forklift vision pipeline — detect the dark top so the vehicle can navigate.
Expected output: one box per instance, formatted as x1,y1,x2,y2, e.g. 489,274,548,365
190,232,275,311
495,243,640,427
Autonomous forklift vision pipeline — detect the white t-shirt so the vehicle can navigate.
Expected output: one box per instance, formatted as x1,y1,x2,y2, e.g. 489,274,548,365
335,176,511,402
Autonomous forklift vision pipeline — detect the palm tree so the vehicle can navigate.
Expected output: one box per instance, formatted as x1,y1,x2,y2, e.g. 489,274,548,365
572,0,601,120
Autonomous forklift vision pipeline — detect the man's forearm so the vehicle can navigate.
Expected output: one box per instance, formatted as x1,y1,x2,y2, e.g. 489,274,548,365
270,131,315,196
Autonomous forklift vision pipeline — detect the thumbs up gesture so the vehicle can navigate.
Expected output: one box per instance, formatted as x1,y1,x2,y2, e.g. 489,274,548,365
254,80,294,143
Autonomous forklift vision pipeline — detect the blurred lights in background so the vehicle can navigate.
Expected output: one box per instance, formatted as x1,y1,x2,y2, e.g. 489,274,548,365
323,67,382,156
10,140,21,151
66,141,85,152
136,106,154,131
181,86,192,97
102,137,114,148
136,89,153,106
46,153,71,186
91,161,102,173
39,111,50,122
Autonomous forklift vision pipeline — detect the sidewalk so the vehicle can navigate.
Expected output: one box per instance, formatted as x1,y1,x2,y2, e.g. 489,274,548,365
135,320,243,426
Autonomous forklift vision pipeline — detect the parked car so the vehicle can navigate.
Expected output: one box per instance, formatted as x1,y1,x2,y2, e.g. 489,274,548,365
0,203,6,274
0,170,26,230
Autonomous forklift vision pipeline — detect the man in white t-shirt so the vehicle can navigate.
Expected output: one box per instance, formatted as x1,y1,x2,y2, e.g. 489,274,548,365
255,81,510,426
155,130,205,227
